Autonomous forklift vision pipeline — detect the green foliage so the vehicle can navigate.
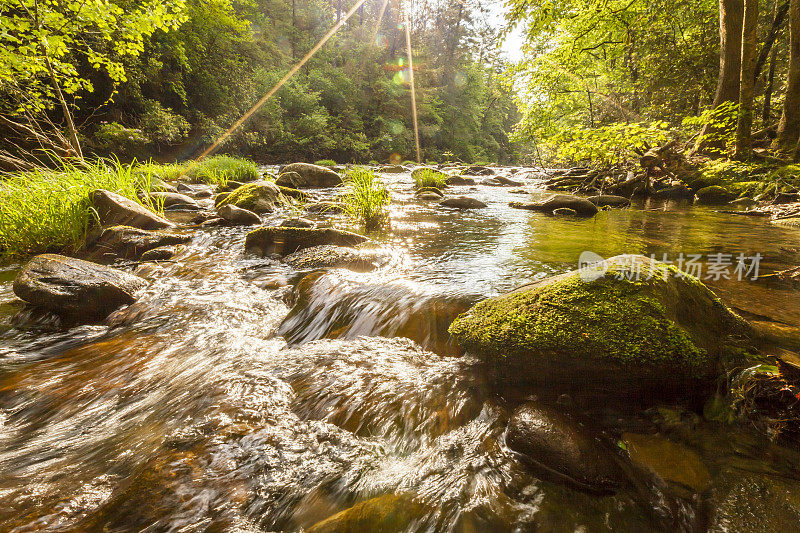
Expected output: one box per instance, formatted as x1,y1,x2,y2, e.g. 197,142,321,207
549,122,672,165
339,166,390,230
0,0,186,113
314,160,337,167
683,101,739,156
186,155,259,185
94,122,149,155
0,159,158,257
412,168,448,191
139,100,190,144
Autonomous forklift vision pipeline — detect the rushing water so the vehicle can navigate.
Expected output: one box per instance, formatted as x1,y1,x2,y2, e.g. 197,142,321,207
1,168,800,531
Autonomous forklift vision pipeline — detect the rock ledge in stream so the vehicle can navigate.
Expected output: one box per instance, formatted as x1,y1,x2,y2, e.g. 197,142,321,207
509,194,598,217
449,254,753,400
84,225,190,262
90,189,173,230
439,196,487,209
245,226,368,256
13,254,147,318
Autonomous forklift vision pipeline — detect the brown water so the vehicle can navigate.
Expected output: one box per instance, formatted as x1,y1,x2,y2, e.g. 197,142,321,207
1,168,800,531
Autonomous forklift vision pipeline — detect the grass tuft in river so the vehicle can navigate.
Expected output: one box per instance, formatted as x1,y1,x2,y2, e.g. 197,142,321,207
0,158,159,257
339,166,390,230
412,167,448,191
185,155,260,185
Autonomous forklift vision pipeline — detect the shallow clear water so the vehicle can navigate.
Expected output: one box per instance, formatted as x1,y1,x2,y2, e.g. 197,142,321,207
1,168,799,531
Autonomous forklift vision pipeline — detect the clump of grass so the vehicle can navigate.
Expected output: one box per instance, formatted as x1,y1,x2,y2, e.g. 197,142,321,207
186,155,259,185
134,161,185,183
0,159,158,257
412,167,448,191
339,166,390,230
314,159,337,167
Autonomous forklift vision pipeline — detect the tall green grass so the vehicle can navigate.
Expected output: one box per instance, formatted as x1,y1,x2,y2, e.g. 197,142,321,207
412,167,448,191
186,155,260,185
339,166,390,230
314,159,337,167
0,159,159,258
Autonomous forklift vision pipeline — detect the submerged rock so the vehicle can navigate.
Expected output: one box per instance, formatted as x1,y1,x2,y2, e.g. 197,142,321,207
13,254,147,318
506,403,622,495
509,194,599,217
245,226,368,256
587,194,631,207
464,165,495,176
306,494,428,533
90,189,173,230
214,181,282,213
277,163,343,188
449,255,753,401
439,196,488,209
217,204,261,226
622,433,710,497
416,190,444,201
280,217,316,229
284,245,390,272
380,164,406,173
84,225,190,262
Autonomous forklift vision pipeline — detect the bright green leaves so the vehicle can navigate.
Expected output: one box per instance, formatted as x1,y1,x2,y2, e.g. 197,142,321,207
0,0,187,113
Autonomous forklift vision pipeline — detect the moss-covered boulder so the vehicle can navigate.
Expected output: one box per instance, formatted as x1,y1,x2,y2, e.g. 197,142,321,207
449,255,753,400
245,226,368,256
214,181,282,213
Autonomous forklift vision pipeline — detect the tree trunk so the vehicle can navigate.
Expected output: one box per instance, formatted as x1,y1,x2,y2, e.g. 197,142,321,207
754,1,790,82
773,0,800,153
45,56,83,160
763,38,779,123
695,0,744,154
735,0,759,158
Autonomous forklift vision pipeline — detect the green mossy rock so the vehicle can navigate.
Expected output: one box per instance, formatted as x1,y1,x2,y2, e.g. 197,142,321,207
306,494,429,533
449,255,753,396
214,181,282,213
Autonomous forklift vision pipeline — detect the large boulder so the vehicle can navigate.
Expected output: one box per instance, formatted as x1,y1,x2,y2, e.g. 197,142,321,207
217,204,261,226
439,196,487,209
509,194,599,217
277,163,342,188
506,403,622,495
13,254,147,318
245,226,368,256
84,226,190,262
90,189,173,230
214,181,282,213
448,255,753,400
445,175,476,186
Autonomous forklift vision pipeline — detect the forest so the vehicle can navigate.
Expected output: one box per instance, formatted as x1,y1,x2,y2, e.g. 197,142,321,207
2,1,800,531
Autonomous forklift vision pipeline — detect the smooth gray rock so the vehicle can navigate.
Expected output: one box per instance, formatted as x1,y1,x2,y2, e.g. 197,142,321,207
217,204,261,226
84,225,190,262
90,189,173,229
245,226,368,257
13,254,147,318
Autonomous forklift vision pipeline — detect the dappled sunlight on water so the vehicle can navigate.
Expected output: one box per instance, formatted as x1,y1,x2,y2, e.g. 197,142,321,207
1,167,800,530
